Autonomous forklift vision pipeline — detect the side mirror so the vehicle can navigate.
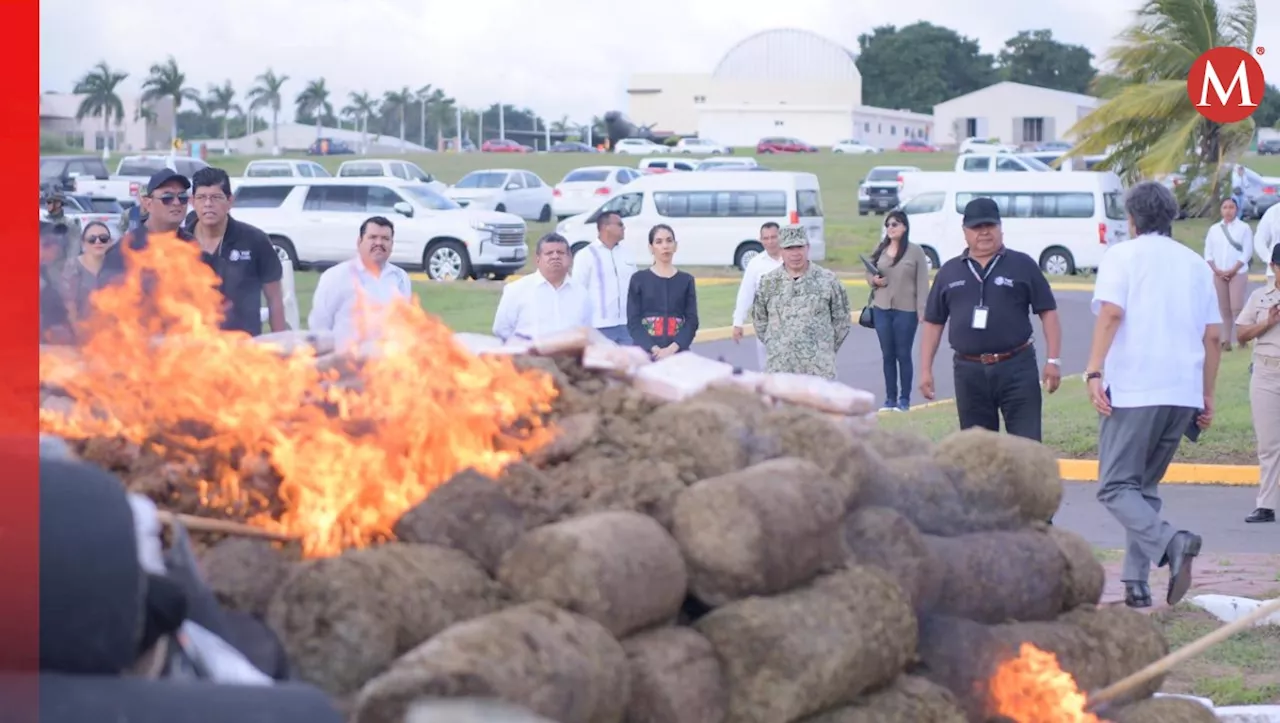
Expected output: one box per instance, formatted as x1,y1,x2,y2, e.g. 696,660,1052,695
393,201,414,218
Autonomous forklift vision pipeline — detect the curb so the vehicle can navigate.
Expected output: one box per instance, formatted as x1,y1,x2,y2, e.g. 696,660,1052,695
1058,459,1259,485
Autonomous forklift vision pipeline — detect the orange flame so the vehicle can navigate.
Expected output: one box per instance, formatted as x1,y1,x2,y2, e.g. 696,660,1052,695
989,643,1102,723
39,233,557,558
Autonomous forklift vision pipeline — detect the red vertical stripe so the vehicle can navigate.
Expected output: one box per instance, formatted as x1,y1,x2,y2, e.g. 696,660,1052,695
0,0,42,705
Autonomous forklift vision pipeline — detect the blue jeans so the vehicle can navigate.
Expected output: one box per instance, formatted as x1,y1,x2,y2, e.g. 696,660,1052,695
597,325,634,346
872,308,918,407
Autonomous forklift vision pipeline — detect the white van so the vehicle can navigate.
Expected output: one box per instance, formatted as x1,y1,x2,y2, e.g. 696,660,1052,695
554,171,825,270
896,171,1128,275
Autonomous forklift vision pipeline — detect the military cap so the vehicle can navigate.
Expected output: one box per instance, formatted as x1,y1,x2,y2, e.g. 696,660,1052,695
778,224,809,248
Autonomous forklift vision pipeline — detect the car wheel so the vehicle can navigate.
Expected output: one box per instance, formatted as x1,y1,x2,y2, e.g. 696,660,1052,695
538,204,552,223
1039,246,1076,276
859,210,869,216
834,149,845,154
269,235,300,270
920,246,941,271
424,240,472,281
495,203,506,213
734,241,765,271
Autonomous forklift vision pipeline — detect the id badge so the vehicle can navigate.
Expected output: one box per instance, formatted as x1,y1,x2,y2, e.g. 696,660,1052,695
972,306,989,330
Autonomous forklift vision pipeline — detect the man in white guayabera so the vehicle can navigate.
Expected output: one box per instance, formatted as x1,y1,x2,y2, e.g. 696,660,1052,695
731,222,783,369
1084,181,1221,611
308,216,412,347
571,210,636,345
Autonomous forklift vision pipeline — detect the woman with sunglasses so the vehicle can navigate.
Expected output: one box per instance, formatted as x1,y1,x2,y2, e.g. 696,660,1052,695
866,210,930,411
61,221,114,324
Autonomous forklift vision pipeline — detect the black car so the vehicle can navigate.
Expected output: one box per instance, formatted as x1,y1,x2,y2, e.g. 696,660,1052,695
549,141,597,153
859,166,916,215
307,138,355,155
1259,139,1280,155
39,155,112,193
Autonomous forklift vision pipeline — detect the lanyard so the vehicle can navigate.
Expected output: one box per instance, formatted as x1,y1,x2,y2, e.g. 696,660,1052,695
966,255,1001,307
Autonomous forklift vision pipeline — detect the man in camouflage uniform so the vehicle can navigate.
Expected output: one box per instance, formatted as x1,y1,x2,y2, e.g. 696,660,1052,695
42,191,82,247
751,224,852,380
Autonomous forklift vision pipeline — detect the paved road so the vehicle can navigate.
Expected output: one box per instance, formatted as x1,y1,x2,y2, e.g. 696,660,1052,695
695,281,1268,404
1057,482,1278,554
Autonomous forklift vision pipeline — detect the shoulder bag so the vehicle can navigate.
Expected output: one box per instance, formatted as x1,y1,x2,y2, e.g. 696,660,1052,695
858,287,875,329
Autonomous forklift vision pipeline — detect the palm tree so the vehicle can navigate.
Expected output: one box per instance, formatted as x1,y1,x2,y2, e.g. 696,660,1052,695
1064,0,1258,206
346,91,377,154
141,56,199,147
550,115,572,133
295,78,332,141
206,81,240,155
246,69,289,155
427,92,456,147
72,62,128,156
382,87,414,153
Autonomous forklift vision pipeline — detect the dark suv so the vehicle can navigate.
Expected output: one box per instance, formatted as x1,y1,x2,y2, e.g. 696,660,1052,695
859,166,919,215
1258,139,1280,155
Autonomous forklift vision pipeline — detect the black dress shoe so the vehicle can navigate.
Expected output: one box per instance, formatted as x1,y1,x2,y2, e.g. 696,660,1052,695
1161,531,1202,606
1245,508,1275,523
1124,581,1152,608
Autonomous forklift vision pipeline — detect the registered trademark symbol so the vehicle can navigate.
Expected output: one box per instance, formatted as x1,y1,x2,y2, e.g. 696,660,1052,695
1257,46,1266,55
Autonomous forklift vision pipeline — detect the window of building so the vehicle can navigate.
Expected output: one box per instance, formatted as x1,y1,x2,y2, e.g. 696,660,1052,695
1022,117,1045,143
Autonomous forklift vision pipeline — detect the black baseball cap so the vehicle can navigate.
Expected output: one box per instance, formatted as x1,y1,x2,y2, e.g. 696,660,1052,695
145,168,191,196
962,197,1001,228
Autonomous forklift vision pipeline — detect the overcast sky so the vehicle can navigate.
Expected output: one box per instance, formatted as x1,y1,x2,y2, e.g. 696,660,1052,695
39,0,1277,122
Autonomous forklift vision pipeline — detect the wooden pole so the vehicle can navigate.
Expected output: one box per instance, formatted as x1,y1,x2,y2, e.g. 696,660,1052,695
1085,596,1280,713
154,509,297,543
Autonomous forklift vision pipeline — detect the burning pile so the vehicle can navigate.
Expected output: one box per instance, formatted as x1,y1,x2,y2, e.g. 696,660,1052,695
38,235,1216,723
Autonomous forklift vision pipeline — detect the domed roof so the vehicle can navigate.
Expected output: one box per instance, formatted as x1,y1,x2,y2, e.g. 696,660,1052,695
713,28,860,84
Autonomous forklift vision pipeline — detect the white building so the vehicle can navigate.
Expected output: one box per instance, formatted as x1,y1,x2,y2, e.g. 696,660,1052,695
627,28,933,149
40,92,173,152
931,81,1102,148
224,122,431,155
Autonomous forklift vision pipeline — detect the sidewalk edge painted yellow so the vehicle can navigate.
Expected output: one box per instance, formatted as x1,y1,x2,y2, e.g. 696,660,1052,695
1058,459,1258,485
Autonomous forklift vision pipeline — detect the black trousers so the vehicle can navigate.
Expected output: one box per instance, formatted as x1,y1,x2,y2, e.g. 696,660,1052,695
952,346,1043,441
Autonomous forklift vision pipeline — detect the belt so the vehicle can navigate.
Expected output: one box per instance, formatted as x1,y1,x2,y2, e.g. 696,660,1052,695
957,340,1033,365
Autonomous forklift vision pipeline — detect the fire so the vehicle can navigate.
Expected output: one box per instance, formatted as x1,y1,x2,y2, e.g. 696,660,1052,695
39,234,557,558
989,643,1101,723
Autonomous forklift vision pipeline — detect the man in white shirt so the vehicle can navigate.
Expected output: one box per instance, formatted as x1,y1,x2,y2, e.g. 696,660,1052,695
1257,201,1280,288
492,233,590,343
308,215,413,347
731,222,783,368
1084,182,1222,610
571,211,636,345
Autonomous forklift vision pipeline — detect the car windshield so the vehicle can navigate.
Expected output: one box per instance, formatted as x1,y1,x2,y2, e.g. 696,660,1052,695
399,184,462,210
339,163,385,177
455,172,508,189
86,198,123,213
867,168,901,182
563,170,610,183
1017,155,1053,171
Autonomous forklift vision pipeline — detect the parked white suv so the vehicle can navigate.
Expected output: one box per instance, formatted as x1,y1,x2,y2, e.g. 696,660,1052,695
613,138,671,155
336,158,447,194
230,177,528,281
244,159,332,178
673,138,728,155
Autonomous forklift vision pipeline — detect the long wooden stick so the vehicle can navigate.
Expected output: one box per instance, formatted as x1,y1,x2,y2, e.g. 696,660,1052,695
154,509,297,543
1085,596,1280,712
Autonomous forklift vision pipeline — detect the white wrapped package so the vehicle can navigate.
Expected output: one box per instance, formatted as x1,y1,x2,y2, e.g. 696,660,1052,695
760,373,877,415
249,330,336,356
533,327,614,356
631,352,736,401
707,369,767,395
582,343,651,374
453,333,508,355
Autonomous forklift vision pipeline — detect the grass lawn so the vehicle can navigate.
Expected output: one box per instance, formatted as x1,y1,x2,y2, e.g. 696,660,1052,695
1154,600,1280,705
290,270,744,335
206,150,1280,278
877,349,1258,465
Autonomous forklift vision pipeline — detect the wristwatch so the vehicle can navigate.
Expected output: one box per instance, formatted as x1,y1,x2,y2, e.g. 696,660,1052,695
1084,371,1102,382
1046,358,1061,366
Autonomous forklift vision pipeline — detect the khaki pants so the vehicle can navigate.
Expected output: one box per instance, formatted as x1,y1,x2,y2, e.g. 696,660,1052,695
1215,273,1248,344
1253,357,1280,510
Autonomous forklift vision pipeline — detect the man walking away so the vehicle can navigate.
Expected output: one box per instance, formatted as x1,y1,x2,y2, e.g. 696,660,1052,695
918,197,1062,441
1085,181,1220,609
731,222,783,369
571,211,636,345
751,225,852,380
1236,243,1280,524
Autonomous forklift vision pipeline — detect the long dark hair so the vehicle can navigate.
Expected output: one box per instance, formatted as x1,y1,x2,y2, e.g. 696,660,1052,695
872,210,910,266
648,224,675,244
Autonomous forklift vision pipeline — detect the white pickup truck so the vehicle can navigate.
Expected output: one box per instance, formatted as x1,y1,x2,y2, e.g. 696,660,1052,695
72,155,211,204
954,152,1053,173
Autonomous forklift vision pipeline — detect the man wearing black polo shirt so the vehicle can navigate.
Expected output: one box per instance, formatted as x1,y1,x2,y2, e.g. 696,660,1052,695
185,167,286,336
918,197,1063,441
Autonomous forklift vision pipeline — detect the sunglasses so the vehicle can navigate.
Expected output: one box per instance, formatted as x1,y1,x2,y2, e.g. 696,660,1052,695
151,193,190,206
885,221,903,228
84,234,111,245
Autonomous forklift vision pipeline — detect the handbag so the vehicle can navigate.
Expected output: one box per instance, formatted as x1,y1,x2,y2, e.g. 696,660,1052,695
858,289,875,329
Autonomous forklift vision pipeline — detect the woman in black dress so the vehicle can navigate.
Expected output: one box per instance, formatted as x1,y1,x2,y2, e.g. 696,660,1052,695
627,224,699,360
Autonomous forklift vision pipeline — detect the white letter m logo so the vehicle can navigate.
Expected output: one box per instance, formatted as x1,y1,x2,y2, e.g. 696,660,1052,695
1198,59,1258,107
